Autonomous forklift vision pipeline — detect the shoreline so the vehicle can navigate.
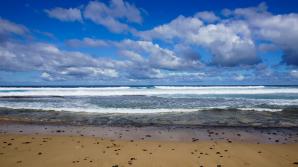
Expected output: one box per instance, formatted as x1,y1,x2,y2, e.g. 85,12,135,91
1,107,297,166
1,121,297,144
1,107,298,128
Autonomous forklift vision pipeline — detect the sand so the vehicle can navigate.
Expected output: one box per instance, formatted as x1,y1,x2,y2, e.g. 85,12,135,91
0,133,298,167
0,122,297,167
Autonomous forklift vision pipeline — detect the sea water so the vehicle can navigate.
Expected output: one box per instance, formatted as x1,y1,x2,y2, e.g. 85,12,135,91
0,85,298,113
0,86,298,127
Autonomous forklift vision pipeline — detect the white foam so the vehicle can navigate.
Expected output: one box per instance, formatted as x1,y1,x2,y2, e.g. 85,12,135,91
237,108,283,112
0,104,284,113
155,86,266,89
0,105,199,113
0,86,298,97
0,87,131,91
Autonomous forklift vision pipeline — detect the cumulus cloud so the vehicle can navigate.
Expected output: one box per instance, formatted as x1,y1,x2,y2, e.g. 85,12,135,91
137,15,203,40
3,2,298,83
191,22,258,66
225,2,298,66
136,2,298,67
0,40,119,80
117,39,203,70
60,38,203,79
45,7,83,22
84,0,142,33
137,15,258,67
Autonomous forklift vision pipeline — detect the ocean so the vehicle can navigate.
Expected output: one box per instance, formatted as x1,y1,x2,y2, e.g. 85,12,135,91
0,85,297,127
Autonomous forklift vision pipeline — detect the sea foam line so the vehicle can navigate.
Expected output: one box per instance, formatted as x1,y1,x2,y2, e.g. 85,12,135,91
0,105,283,113
1,89,298,97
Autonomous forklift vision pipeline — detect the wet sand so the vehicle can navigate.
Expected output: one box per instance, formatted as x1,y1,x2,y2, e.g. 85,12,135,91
0,123,298,167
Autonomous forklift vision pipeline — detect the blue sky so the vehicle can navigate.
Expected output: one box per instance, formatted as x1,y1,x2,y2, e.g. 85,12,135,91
0,0,298,85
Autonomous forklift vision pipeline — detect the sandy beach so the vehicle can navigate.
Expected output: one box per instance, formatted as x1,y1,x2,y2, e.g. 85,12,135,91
2,0,298,165
0,122,298,167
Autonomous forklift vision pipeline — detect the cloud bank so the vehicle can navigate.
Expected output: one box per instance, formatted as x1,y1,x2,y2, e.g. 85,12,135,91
1,1,298,84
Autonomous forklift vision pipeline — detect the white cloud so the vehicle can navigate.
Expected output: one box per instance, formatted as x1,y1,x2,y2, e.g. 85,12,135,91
0,18,28,36
60,67,118,78
84,0,142,33
255,14,298,65
109,0,142,23
137,15,203,40
195,11,219,23
137,15,258,67
119,50,144,62
3,3,298,83
0,40,119,80
66,38,108,48
228,3,298,66
45,7,83,22
117,39,203,70
136,2,298,67
190,22,258,66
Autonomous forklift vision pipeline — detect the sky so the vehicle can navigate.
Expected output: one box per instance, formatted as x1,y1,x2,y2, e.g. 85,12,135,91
0,0,298,85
